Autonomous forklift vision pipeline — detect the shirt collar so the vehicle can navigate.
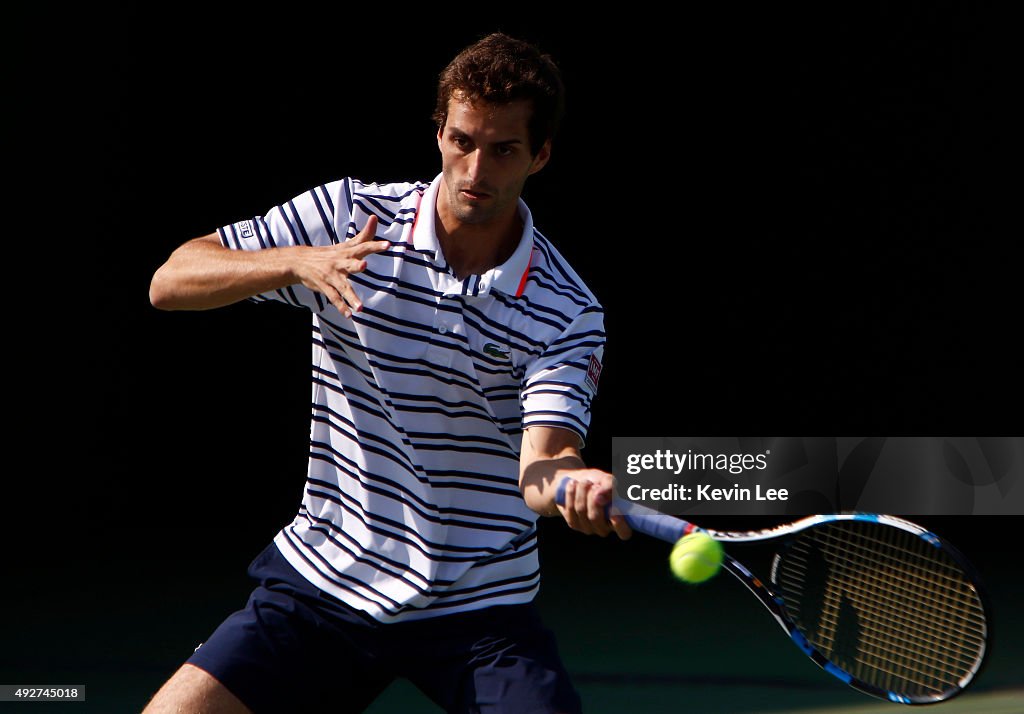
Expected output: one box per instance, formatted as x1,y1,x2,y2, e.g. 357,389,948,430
412,173,534,297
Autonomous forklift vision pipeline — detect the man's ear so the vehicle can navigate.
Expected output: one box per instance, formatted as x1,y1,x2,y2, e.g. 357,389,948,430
528,140,552,175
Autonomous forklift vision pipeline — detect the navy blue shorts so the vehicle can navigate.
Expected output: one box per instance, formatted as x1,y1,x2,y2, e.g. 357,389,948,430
187,543,582,714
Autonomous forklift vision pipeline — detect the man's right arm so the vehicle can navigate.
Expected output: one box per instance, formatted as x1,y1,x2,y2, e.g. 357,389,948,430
149,215,387,316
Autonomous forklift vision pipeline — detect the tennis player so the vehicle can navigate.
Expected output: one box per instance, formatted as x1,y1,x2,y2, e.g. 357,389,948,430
144,32,628,714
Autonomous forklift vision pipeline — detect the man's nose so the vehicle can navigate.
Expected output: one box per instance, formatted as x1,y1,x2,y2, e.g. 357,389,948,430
466,149,487,182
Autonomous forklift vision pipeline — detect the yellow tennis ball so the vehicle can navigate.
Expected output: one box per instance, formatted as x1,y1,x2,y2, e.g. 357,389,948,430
669,532,723,584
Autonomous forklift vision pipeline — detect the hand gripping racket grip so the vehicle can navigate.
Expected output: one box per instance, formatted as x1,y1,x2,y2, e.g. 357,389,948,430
554,476,699,544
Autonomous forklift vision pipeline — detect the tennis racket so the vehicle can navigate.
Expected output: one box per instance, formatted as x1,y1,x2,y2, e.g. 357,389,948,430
555,478,990,705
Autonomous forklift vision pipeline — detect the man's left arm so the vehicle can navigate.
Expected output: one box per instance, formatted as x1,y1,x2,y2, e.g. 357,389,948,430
520,425,631,539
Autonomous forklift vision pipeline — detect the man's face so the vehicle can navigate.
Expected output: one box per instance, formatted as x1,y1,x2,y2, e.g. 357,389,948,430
437,94,550,228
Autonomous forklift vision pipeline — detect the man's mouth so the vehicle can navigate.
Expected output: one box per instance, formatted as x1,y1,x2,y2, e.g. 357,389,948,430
460,188,491,201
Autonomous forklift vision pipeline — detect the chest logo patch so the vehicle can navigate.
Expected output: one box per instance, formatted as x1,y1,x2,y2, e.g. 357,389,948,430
483,343,511,360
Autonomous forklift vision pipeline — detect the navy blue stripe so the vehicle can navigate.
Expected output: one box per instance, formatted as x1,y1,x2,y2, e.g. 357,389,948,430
461,301,551,348
481,385,519,397
462,310,547,354
522,420,586,442
308,377,412,466
227,222,245,250
393,402,501,425
532,233,592,301
521,273,590,309
357,303,467,345
522,410,589,431
522,387,592,410
288,519,540,617
266,206,317,309
314,323,486,398
311,186,339,244
318,388,524,507
387,390,494,416
320,182,336,216
311,403,418,475
217,226,237,249
255,217,278,247
404,428,516,452
355,193,398,221
527,266,591,306
425,566,539,599
525,374,592,403
281,529,401,612
473,531,538,567
352,199,415,228
423,470,523,494
472,360,517,379
412,440,518,462
541,337,605,361
423,577,540,611
498,288,581,328
387,395,491,424
355,184,424,202
239,218,268,250
315,319,487,393
549,324,605,349
239,219,303,307
303,478,521,556
285,200,314,246
306,464,523,535
492,287,576,323
310,374,402,436
466,297,568,340
351,268,451,306
297,507,438,588
311,411,423,482
284,200,327,311
309,438,526,526
248,221,293,301
342,178,353,219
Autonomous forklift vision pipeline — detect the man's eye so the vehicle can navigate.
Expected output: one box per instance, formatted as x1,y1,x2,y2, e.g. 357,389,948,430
452,136,469,148
496,146,514,157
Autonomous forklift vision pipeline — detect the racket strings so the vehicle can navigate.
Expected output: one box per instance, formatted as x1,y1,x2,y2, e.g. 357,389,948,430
786,526,985,694
774,521,986,699
777,534,984,658
795,527,983,693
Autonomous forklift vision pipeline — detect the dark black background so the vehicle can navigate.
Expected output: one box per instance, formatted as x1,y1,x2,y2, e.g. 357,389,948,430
78,5,1015,549
7,4,1020,707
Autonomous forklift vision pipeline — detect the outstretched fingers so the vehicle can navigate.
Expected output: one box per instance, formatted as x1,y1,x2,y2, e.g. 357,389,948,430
319,216,390,317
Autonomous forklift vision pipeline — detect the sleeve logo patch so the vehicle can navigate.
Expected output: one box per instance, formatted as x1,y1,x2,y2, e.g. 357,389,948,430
237,220,255,239
585,354,603,392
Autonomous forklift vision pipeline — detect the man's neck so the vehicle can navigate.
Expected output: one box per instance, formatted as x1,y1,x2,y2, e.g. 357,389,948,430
435,198,522,280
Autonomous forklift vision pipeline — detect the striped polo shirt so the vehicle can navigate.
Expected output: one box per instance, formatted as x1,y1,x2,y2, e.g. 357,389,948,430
218,174,605,622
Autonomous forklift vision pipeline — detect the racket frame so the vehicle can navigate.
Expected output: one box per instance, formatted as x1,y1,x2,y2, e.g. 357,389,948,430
553,479,990,705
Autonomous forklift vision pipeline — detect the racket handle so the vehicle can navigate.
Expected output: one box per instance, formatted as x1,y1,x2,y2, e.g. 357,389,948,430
554,476,697,544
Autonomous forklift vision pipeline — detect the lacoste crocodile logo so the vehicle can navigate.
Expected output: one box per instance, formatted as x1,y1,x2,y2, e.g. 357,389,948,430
483,343,510,360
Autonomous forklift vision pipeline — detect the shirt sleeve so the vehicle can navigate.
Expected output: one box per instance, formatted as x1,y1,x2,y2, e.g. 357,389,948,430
520,304,605,445
216,179,353,311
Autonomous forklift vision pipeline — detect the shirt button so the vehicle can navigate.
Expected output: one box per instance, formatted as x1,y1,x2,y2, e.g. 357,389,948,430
439,326,448,334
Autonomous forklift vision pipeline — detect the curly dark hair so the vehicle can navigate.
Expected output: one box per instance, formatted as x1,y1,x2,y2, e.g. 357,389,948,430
433,33,565,157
